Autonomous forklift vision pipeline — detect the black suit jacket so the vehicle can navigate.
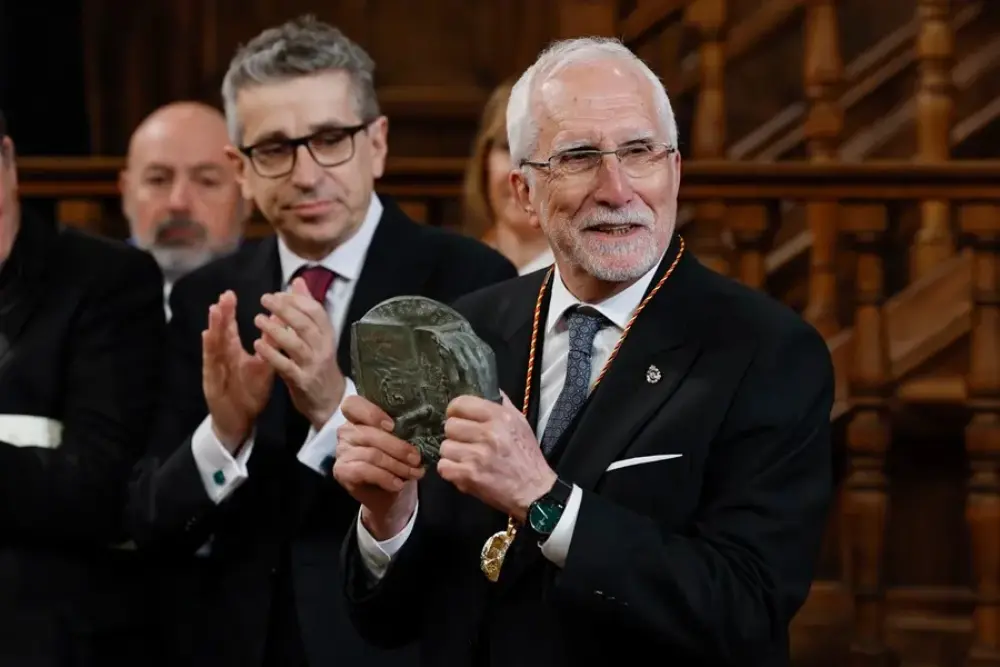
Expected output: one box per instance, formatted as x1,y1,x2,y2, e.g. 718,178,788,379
341,234,835,667
0,211,166,667
126,197,517,667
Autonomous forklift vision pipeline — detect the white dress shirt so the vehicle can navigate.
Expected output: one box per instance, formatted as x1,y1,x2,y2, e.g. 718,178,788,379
189,194,383,504
353,254,663,579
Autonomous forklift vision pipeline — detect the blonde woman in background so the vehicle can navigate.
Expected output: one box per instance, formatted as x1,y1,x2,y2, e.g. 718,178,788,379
463,81,553,274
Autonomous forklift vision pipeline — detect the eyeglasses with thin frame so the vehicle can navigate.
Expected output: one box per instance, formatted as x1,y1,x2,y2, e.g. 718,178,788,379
239,122,371,178
520,141,676,180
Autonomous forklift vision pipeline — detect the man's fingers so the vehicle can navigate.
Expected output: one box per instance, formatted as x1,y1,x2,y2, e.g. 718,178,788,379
443,417,484,443
262,286,328,332
339,421,422,469
337,444,424,480
334,459,409,493
261,296,316,338
254,314,309,363
254,338,299,382
342,395,395,430
446,395,499,422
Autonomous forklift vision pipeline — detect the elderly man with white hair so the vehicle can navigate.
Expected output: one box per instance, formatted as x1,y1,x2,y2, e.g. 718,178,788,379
333,37,834,667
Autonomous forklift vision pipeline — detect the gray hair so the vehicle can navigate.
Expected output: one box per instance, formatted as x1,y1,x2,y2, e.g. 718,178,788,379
220,15,380,143
506,37,679,167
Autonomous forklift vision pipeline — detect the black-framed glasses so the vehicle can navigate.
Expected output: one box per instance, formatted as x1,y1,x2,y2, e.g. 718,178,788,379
239,122,371,178
520,141,676,180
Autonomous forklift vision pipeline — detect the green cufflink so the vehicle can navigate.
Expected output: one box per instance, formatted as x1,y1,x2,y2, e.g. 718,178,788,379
213,470,226,486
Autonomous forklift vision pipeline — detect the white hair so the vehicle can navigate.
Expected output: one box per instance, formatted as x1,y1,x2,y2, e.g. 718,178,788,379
506,37,679,167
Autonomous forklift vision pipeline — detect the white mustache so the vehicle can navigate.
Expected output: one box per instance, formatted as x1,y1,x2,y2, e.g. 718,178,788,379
579,208,654,230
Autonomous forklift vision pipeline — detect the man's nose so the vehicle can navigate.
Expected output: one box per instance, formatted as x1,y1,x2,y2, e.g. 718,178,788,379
167,179,193,212
289,146,325,188
591,156,634,208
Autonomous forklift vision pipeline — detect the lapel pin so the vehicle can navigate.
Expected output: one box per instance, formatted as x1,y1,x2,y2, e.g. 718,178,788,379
646,365,661,384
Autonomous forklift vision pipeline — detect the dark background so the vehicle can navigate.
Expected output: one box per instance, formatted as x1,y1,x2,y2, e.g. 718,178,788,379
0,0,91,154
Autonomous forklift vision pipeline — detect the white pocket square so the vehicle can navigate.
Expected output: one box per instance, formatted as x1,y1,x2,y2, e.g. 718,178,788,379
606,454,682,472
0,415,64,449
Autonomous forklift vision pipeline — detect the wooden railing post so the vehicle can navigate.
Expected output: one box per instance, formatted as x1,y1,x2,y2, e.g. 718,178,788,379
684,0,730,275
56,199,107,235
729,203,771,289
841,203,893,667
912,0,956,280
802,0,844,337
962,203,1000,667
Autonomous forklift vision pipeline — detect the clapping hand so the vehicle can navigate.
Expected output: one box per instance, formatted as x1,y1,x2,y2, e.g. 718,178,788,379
254,278,346,430
202,291,275,452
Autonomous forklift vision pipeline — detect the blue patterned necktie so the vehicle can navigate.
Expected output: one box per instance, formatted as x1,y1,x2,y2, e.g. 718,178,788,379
539,307,607,455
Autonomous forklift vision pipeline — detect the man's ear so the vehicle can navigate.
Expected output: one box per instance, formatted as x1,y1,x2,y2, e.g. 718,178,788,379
367,115,389,179
225,145,254,200
1,137,17,189
510,169,542,231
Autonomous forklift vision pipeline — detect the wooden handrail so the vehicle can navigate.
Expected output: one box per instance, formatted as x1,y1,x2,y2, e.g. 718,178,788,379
620,0,688,45
16,157,1000,201
677,0,805,95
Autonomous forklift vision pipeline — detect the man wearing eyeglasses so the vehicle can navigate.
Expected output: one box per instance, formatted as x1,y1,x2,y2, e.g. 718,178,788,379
125,15,516,667
334,38,834,667
0,110,166,666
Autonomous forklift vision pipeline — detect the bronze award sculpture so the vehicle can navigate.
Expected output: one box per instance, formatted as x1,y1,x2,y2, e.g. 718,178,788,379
350,295,502,466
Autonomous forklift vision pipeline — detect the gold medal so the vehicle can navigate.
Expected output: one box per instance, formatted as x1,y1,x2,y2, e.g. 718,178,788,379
480,523,516,582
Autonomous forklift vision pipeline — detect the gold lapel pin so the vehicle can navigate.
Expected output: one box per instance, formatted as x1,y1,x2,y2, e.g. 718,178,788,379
646,365,662,384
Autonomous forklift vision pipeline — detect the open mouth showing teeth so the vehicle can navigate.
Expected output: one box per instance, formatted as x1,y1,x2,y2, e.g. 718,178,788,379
588,224,638,235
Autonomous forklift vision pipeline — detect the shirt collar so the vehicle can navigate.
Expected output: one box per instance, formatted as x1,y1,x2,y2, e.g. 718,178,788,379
518,247,555,276
545,253,662,334
277,194,383,288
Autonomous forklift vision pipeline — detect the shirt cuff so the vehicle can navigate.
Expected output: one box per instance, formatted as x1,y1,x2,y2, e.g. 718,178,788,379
190,416,254,504
297,377,357,476
539,484,582,568
355,500,419,581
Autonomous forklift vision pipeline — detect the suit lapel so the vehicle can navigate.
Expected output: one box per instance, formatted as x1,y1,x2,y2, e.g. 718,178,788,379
336,199,437,377
0,213,55,374
555,240,700,490
494,269,552,431
236,237,287,447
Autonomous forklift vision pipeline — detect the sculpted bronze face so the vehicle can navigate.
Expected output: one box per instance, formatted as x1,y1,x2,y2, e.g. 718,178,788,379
350,296,502,464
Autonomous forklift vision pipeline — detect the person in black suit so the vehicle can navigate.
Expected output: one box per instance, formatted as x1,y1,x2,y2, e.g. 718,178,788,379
124,16,516,667
0,111,166,665
332,37,835,667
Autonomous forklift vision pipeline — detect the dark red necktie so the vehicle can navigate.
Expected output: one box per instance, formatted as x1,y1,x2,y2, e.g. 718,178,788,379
294,265,336,303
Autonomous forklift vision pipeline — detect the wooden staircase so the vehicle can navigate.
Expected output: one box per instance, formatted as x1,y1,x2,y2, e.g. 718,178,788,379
622,0,1000,416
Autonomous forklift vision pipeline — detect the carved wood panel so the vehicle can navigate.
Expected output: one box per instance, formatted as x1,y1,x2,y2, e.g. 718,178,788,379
78,0,614,156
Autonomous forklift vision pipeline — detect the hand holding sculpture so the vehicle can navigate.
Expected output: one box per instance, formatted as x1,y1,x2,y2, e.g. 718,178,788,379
438,393,557,523
334,395,425,540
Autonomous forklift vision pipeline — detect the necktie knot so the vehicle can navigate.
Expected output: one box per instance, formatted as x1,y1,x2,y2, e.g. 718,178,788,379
294,265,336,303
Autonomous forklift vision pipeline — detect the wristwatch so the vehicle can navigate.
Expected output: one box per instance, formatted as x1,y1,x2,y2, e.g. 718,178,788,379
527,477,574,539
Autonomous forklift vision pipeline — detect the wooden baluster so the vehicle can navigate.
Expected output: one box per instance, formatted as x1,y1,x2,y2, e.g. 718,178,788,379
729,203,771,289
684,0,729,275
962,204,1000,667
57,199,106,236
912,0,956,280
841,204,893,667
802,0,844,337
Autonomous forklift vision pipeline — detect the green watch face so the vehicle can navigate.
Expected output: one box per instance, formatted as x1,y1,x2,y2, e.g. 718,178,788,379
528,497,564,535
